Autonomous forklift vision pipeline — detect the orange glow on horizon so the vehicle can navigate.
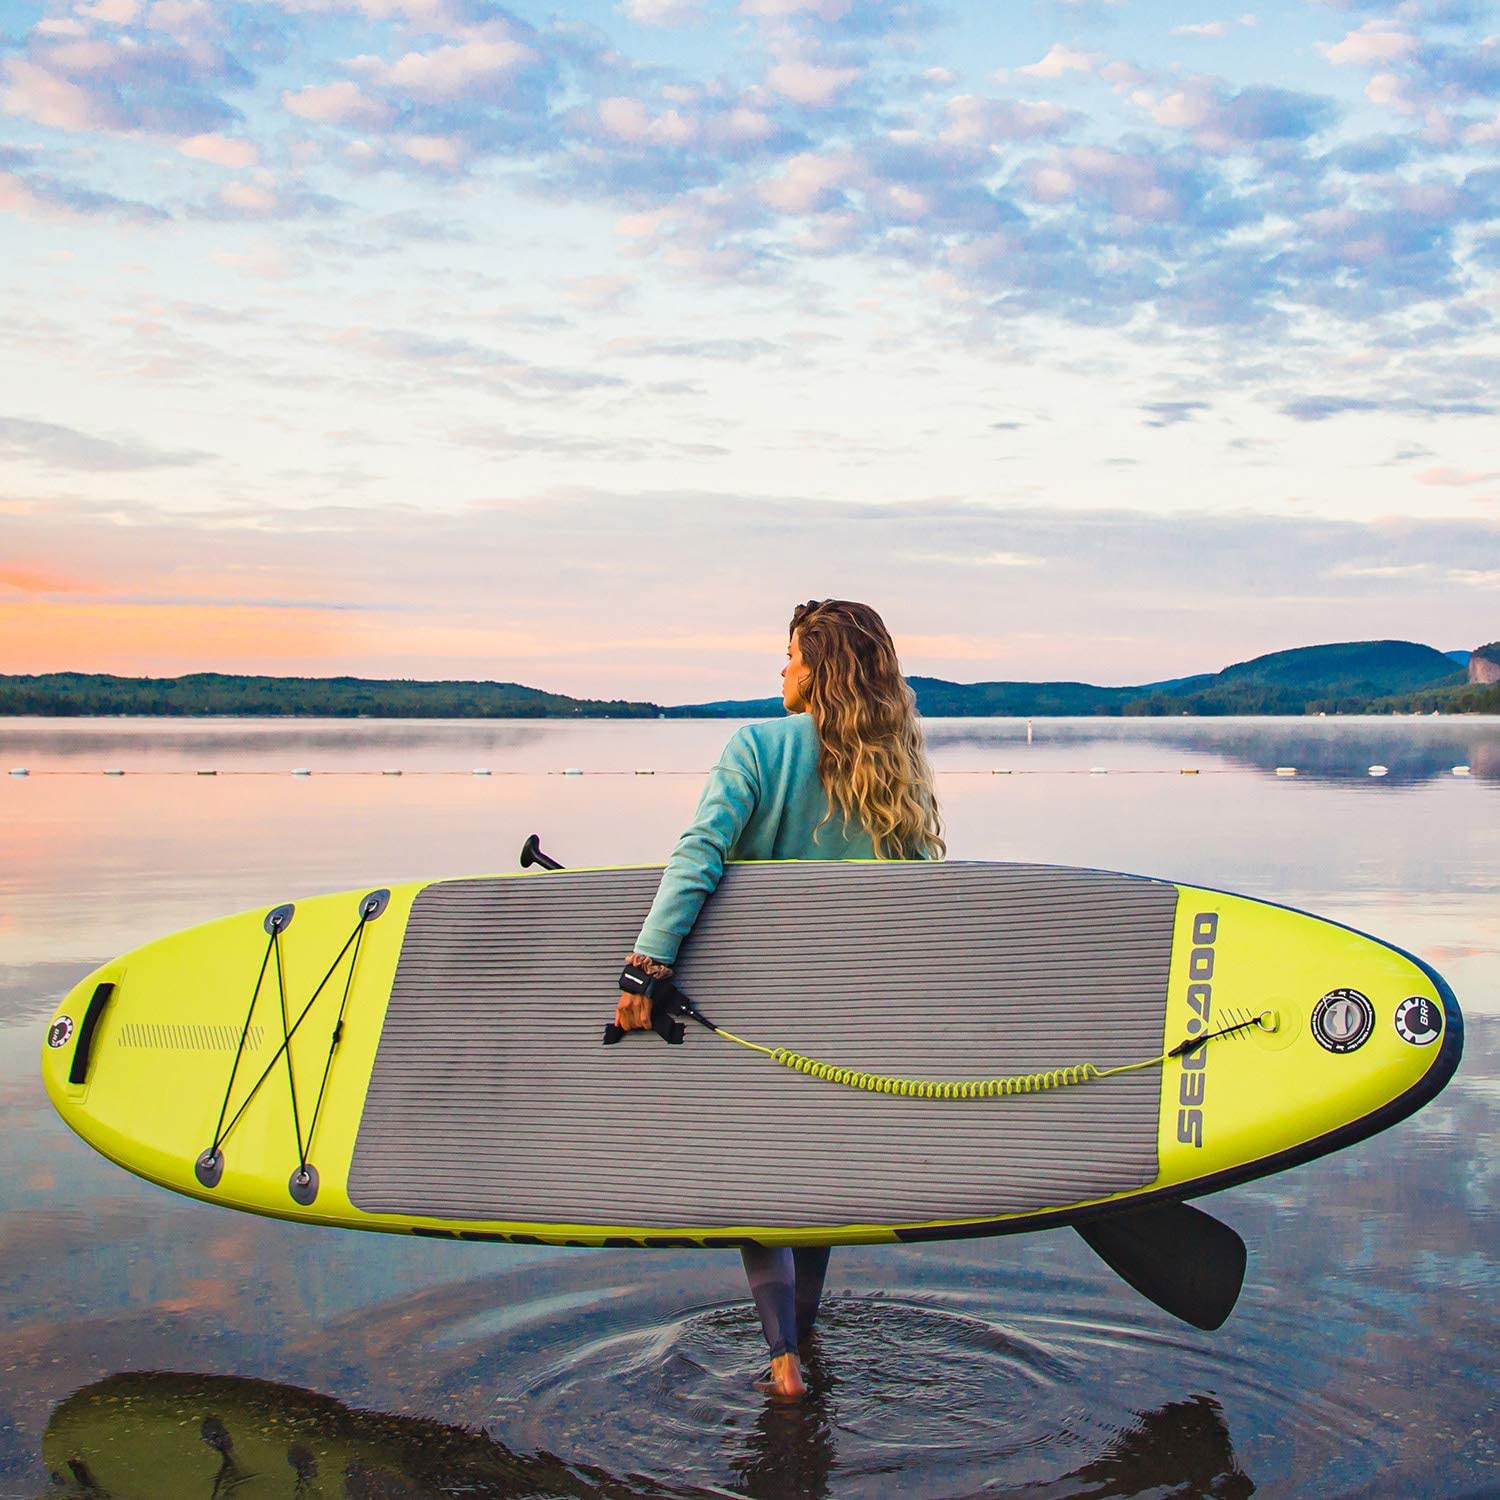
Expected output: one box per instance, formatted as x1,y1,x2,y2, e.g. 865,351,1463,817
0,598,770,685
0,600,355,675
0,565,90,594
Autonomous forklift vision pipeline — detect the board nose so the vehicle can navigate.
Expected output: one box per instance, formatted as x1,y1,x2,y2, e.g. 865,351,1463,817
41,967,118,1106
1428,971,1464,1083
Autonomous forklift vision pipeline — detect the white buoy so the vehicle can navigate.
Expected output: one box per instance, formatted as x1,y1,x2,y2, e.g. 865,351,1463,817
1452,765,1472,777
1275,767,1297,776
1026,719,1033,744
1368,765,1388,777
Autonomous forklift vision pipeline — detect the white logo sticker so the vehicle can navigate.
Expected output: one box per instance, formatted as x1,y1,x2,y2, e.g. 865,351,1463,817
1394,996,1441,1047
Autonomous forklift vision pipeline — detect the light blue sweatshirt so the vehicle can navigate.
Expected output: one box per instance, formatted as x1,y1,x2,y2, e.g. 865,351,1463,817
633,712,879,963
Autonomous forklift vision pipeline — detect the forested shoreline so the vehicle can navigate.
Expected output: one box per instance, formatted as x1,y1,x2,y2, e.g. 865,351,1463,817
0,672,658,719
3,641,1497,718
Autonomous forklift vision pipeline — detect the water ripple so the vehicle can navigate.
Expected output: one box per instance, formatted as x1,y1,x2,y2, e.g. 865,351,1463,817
473,1271,1280,1498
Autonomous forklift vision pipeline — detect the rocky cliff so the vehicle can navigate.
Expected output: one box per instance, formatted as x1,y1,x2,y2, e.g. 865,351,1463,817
1470,643,1500,685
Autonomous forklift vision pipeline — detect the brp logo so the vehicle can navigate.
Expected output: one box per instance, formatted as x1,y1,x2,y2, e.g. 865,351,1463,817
1394,996,1441,1046
47,1016,74,1049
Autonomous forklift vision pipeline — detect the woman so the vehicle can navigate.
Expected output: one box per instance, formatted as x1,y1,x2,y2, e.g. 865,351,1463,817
615,599,945,1399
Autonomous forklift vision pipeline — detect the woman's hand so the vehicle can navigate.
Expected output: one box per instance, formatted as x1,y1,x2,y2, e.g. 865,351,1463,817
616,953,674,1032
615,988,653,1032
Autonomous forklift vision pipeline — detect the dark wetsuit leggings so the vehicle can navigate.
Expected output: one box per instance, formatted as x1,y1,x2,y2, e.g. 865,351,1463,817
740,1246,832,1360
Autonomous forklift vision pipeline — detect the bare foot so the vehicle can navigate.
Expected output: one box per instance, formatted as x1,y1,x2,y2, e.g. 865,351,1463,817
753,1352,806,1400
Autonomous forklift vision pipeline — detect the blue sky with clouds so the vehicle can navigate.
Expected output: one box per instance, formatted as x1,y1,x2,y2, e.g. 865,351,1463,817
2,0,1497,699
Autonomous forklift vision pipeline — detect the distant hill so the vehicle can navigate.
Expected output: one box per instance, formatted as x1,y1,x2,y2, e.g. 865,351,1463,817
909,677,1136,715
663,696,786,718
1378,642,1500,713
668,679,1136,718
1216,640,1459,693
0,672,657,719
2,640,1488,718
1125,640,1465,716
670,640,1472,718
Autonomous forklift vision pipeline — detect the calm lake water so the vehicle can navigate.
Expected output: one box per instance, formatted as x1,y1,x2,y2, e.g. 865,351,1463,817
2,716,1497,1499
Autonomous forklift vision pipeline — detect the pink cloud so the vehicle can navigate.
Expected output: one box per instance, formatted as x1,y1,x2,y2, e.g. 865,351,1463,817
282,79,390,126
1322,22,1417,68
1,58,115,132
350,29,535,102
1137,84,1212,131
564,273,634,311
742,0,853,18
708,105,775,145
218,179,279,214
598,96,698,146
0,172,50,217
38,38,125,74
1466,108,1500,145
397,133,465,168
759,150,850,212
179,132,260,167
941,94,1071,146
79,0,142,23
1023,145,1186,220
1019,44,1101,80
1419,466,1499,487
623,0,704,24
765,60,860,107
1365,71,1417,115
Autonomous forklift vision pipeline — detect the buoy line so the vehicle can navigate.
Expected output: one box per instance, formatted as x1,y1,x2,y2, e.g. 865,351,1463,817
3,766,1480,779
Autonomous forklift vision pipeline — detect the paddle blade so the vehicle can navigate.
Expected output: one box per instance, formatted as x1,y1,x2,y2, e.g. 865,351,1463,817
1075,1201,1247,1331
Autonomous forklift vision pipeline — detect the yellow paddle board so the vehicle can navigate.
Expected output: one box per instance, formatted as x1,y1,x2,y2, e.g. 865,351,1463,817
41,862,1461,1249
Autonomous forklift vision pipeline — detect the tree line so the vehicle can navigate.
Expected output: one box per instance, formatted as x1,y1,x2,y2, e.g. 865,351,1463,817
0,673,660,718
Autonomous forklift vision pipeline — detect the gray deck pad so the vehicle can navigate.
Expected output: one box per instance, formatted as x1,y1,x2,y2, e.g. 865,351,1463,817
348,862,1177,1231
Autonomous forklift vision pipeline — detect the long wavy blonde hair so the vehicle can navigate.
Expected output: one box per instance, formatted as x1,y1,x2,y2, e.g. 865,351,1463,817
791,599,945,860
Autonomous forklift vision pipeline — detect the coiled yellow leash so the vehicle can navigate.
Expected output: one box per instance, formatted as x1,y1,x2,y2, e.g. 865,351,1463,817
708,1018,1273,1098
616,956,1278,1100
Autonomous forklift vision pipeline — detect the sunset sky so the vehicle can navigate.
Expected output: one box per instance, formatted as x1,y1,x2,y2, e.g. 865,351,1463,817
2,0,1497,701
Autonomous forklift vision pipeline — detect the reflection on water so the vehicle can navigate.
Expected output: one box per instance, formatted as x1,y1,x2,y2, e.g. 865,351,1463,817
0,718,559,770
41,1370,708,1499
920,715,1500,785
3,714,1498,782
39,1368,1255,1500
3,719,1499,1498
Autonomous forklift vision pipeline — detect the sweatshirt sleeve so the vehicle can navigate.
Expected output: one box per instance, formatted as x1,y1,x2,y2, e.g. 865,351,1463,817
632,729,761,964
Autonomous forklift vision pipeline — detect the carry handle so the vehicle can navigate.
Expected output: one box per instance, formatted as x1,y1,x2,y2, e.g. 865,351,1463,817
69,982,115,1085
